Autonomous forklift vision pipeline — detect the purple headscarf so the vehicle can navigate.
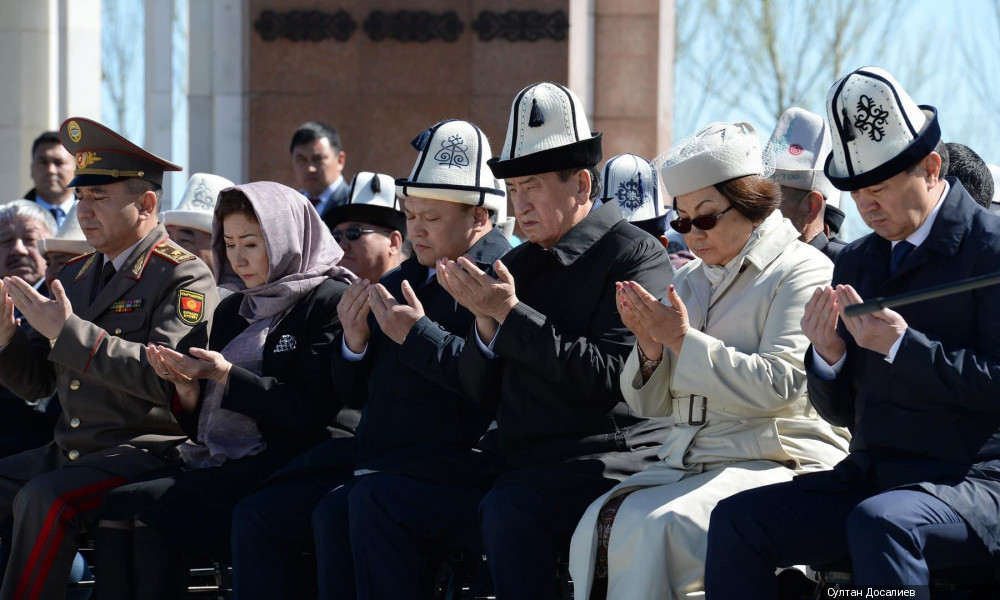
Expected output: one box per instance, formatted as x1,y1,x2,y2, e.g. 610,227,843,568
211,181,355,322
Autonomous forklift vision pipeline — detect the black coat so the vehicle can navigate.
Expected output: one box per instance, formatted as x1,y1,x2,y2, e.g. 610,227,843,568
459,201,673,498
331,227,511,486
179,278,354,458
805,179,1000,556
807,231,847,263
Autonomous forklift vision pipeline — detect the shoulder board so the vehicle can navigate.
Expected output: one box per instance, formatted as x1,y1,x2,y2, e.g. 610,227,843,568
151,239,197,266
71,252,99,282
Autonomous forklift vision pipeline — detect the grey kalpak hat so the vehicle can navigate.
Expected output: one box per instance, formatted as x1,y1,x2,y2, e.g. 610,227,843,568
488,82,602,179
658,121,771,197
164,173,235,234
824,66,941,191
601,154,666,236
768,108,840,202
327,172,406,234
37,204,93,257
396,119,507,212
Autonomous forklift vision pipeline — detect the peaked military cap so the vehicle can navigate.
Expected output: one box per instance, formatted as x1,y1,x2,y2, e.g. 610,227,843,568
60,117,182,188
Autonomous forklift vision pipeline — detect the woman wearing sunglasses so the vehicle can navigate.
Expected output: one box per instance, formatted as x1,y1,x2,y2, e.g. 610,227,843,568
569,121,851,600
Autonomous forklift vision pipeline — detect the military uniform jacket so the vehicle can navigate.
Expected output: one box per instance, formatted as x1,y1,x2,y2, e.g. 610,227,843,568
0,223,219,459
332,226,511,486
806,179,1000,556
459,201,674,491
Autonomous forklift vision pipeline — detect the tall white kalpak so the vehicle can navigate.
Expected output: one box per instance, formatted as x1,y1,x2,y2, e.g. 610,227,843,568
164,173,235,234
488,82,602,179
768,107,840,203
602,153,665,236
824,66,941,191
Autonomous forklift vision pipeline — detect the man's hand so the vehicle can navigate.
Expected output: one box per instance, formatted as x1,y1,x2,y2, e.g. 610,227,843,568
618,282,689,356
369,281,425,345
151,344,233,385
3,277,72,340
337,279,372,354
802,286,846,365
437,257,518,323
0,281,17,347
835,284,907,356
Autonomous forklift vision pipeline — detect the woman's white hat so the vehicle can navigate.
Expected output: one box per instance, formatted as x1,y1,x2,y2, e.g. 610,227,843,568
164,173,235,233
658,121,770,197
327,172,405,233
824,66,940,191
396,119,506,213
487,82,602,179
601,153,666,236
768,107,840,202
37,204,93,256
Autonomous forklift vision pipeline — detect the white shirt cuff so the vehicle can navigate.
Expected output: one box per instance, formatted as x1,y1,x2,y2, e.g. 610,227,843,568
341,337,367,362
474,325,500,359
811,346,846,380
884,329,907,364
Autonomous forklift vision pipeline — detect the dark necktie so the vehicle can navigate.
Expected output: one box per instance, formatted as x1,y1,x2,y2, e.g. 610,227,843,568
48,208,64,228
308,196,321,207
92,260,116,302
889,241,915,275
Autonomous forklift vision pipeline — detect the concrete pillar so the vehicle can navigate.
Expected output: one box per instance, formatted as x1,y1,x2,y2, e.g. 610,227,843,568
145,0,175,204
189,0,246,186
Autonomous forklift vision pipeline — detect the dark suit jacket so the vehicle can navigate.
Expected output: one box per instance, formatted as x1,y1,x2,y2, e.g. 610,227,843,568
806,178,1000,555
179,278,352,460
320,181,351,229
807,231,847,263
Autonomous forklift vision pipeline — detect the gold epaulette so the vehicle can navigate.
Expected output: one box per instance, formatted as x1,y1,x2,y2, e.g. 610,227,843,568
151,239,196,265
71,253,98,282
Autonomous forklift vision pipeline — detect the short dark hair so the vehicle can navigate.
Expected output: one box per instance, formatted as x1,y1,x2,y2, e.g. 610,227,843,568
944,142,994,209
555,166,602,201
31,131,61,157
712,175,782,224
289,121,342,154
215,189,259,224
122,178,164,212
906,140,950,181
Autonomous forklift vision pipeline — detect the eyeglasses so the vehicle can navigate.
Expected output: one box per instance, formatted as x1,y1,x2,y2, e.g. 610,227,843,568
669,206,734,234
333,228,383,242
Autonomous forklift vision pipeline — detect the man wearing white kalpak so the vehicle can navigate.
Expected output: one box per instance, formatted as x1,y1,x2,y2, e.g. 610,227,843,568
367,82,673,599
768,108,847,262
706,67,1000,597
163,173,235,280
567,121,849,599
600,153,674,256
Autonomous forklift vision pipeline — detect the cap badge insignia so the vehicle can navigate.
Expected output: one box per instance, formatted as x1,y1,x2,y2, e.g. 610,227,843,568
853,95,889,142
616,177,644,213
67,121,82,143
76,151,102,169
435,134,469,169
177,289,205,325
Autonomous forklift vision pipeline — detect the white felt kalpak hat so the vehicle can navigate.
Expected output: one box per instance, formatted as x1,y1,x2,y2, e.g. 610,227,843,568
768,107,840,201
396,119,507,213
37,204,93,256
601,154,666,236
163,173,235,233
327,172,406,233
824,66,940,191
658,121,771,197
488,82,602,179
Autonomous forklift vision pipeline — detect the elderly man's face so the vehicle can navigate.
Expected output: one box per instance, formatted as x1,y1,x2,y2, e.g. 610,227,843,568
166,225,215,274
30,142,75,203
291,137,345,198
506,170,590,249
850,156,941,242
0,215,50,285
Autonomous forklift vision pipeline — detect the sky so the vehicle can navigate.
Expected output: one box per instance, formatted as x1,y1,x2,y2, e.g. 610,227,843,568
102,0,1000,234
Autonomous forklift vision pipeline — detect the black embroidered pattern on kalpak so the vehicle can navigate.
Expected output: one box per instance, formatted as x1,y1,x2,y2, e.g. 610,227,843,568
853,95,890,142
434,135,470,168
190,181,214,210
528,98,545,127
616,178,644,213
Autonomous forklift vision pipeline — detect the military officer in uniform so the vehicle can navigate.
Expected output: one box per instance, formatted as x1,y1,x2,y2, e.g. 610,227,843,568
0,117,219,600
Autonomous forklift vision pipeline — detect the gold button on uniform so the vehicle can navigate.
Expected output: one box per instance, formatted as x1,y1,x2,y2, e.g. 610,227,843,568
69,380,80,391
114,328,122,335
68,450,80,460
70,418,80,428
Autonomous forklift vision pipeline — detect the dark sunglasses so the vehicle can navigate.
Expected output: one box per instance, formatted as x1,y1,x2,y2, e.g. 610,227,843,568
669,205,734,234
333,228,380,242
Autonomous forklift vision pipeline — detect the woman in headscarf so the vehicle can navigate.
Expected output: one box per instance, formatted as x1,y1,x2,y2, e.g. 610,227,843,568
568,122,851,599
93,182,354,599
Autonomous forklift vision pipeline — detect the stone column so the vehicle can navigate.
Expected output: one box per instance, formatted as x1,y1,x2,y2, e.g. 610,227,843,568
145,0,175,203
